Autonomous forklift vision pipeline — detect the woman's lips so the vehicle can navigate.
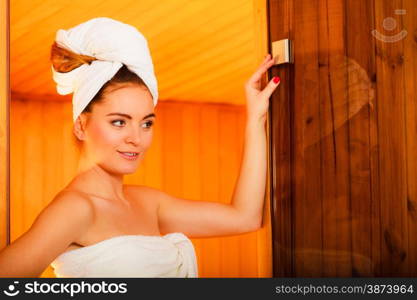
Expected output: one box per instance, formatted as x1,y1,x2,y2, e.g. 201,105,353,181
117,151,139,161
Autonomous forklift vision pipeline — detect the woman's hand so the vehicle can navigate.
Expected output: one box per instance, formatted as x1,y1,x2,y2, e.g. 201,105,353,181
244,53,280,123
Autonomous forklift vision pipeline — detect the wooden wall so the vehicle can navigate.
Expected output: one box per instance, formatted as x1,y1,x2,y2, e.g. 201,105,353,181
269,0,417,277
10,95,272,278
0,0,9,249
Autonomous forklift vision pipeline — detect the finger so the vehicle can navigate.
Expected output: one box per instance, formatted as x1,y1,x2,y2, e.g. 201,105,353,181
260,54,276,69
248,56,277,85
255,55,273,75
262,53,271,63
260,76,280,98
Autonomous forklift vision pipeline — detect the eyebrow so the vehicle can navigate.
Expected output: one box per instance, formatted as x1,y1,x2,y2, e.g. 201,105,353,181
106,112,156,120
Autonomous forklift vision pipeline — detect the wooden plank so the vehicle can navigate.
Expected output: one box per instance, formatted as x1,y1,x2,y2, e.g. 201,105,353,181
199,105,221,276
179,102,203,276
0,0,9,248
10,0,152,43
10,0,45,24
10,100,24,242
317,0,352,277
403,0,417,276
267,0,294,277
11,0,145,90
152,33,254,97
11,0,252,100
219,107,241,277
41,101,63,205
161,102,183,197
40,100,64,277
292,0,323,277
236,105,260,277
345,0,377,276
22,99,44,230
374,0,408,275
368,0,383,277
61,101,79,185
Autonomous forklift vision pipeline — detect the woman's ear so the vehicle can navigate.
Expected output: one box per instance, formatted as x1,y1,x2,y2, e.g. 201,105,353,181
73,115,87,141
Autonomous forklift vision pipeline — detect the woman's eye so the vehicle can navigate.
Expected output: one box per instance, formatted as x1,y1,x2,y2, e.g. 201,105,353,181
111,119,125,127
143,120,154,129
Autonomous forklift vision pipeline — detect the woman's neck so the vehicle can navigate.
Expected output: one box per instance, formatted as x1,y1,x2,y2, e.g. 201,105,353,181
71,152,127,205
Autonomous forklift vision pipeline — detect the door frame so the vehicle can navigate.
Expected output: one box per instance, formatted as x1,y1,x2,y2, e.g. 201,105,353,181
0,0,10,248
267,0,295,277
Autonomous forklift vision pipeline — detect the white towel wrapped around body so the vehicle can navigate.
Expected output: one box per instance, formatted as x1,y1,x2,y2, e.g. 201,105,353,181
51,17,159,122
51,232,198,278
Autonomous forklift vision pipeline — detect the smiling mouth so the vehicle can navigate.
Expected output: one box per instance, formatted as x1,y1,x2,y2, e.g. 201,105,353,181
117,151,140,158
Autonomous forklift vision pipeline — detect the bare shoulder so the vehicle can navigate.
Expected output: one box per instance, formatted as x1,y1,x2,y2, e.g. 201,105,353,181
33,189,95,236
0,189,95,277
44,189,95,219
30,188,96,250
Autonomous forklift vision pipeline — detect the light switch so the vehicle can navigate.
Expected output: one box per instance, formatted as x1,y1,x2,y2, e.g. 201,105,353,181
271,39,293,64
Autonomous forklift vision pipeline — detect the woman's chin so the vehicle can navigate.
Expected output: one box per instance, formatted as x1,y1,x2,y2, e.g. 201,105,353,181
118,163,140,174
103,163,140,175
121,168,138,175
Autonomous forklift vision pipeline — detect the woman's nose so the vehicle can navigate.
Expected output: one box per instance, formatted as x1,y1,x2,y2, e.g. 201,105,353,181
125,127,142,145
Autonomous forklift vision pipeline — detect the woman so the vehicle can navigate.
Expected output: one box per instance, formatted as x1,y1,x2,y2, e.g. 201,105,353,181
0,17,280,277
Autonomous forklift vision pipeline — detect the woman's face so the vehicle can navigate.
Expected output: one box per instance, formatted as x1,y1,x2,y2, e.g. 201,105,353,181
81,84,155,175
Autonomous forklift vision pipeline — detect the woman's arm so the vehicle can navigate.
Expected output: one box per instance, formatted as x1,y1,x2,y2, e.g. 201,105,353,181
150,54,280,238
231,117,267,229
230,53,279,228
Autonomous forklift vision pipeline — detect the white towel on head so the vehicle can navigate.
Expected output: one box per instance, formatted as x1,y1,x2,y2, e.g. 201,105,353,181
51,17,159,122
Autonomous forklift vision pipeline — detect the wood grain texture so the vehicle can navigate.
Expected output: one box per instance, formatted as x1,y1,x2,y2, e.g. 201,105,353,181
10,96,270,278
6,0,273,277
403,0,417,276
9,0,257,105
374,0,408,276
345,0,376,277
267,0,294,277
269,0,417,276
0,0,9,249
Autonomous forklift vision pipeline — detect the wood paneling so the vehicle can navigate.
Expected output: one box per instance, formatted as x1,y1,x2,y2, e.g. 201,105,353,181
0,0,9,248
5,0,273,278
9,0,258,106
10,96,271,278
375,0,409,276
403,0,417,276
267,0,294,277
269,0,417,276
346,0,376,277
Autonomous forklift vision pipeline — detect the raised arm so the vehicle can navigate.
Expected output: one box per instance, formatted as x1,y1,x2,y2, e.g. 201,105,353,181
231,54,279,228
151,54,280,238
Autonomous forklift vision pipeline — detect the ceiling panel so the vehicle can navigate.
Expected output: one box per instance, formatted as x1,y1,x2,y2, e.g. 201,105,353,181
10,0,262,105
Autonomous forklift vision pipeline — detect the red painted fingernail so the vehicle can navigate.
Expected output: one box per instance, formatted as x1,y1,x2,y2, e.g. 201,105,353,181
273,76,280,84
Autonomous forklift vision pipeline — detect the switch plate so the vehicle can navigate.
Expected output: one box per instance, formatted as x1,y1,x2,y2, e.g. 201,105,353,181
271,39,293,64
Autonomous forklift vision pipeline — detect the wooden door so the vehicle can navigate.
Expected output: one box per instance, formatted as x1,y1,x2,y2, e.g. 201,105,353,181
0,0,10,249
268,0,417,276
